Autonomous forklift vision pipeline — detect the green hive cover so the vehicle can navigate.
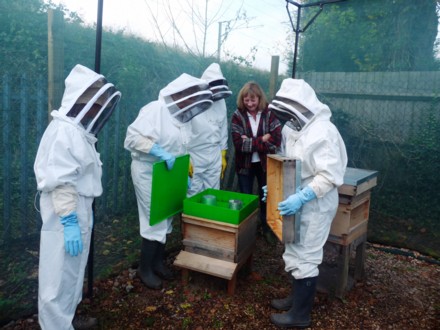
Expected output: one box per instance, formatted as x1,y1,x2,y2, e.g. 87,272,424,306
150,154,190,225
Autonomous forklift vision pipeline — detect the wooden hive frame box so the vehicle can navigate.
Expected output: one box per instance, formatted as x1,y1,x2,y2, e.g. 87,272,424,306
266,154,302,244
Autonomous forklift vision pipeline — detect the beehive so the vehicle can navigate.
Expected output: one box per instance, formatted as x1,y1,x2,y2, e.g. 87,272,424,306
174,209,259,295
329,168,378,245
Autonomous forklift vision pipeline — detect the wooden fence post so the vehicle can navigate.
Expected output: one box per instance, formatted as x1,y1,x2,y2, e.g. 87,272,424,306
47,9,64,121
269,55,280,101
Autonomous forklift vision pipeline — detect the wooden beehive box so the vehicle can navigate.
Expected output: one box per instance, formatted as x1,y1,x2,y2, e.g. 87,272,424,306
329,168,378,245
178,209,258,263
266,154,301,244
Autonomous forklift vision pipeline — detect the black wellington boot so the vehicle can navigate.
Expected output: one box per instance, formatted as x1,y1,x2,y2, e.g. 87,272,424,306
139,238,162,289
270,276,318,328
271,277,294,311
72,315,98,329
153,242,174,280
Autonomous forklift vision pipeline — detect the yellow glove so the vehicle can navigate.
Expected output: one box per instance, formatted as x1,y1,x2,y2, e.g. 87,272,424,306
189,159,193,178
221,150,227,179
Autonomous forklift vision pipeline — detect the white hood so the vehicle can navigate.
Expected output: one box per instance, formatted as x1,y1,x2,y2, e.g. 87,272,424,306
159,73,213,123
58,64,121,135
201,63,232,101
269,79,331,130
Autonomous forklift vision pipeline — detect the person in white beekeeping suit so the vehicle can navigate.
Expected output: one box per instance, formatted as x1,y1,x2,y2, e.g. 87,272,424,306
265,78,347,328
34,64,122,330
124,73,213,290
187,63,232,197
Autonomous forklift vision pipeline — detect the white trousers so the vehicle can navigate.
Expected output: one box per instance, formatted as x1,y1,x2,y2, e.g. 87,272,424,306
283,189,338,279
38,192,93,330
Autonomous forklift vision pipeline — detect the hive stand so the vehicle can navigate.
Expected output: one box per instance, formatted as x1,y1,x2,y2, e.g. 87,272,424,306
325,168,378,298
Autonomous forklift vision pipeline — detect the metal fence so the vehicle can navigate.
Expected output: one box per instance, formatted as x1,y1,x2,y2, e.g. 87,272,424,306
1,70,439,244
0,72,138,245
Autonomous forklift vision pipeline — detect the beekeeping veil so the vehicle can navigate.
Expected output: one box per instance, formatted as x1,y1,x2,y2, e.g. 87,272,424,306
269,78,329,131
160,73,213,123
59,64,121,135
201,63,232,101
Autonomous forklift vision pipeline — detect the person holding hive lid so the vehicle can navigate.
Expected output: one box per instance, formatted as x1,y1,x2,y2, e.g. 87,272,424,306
124,73,213,290
265,78,347,328
187,63,232,197
34,64,121,330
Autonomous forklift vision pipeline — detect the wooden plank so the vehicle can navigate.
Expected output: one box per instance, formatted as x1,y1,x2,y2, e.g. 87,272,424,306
338,176,377,196
338,191,371,205
183,238,235,262
174,251,238,280
182,222,236,251
182,213,240,230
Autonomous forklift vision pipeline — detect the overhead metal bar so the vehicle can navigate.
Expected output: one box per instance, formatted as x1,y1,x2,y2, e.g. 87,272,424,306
285,0,348,78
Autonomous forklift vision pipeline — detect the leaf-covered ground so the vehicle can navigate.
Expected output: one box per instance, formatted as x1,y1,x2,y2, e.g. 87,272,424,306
4,234,439,330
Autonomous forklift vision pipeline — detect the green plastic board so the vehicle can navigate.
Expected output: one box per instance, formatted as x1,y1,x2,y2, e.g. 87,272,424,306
150,154,190,225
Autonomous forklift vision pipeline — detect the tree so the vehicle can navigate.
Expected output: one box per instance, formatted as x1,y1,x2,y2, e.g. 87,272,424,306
142,0,257,66
0,0,49,74
286,0,439,72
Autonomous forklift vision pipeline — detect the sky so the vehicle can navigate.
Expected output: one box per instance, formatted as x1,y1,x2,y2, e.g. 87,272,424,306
47,0,293,73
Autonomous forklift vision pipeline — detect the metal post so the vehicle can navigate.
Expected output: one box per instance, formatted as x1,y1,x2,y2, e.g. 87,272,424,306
87,0,104,300
285,0,348,78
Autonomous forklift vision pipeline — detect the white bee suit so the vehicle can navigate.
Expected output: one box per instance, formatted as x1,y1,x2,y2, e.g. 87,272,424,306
188,63,230,196
187,99,228,195
125,101,194,242
34,64,121,329
124,74,213,243
270,79,347,279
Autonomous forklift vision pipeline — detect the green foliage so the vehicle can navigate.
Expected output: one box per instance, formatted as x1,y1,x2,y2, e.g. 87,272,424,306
294,0,439,72
0,0,49,74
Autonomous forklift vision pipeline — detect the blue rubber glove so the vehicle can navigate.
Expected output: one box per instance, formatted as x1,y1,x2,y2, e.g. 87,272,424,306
262,185,267,202
278,186,317,216
60,212,83,257
149,143,176,170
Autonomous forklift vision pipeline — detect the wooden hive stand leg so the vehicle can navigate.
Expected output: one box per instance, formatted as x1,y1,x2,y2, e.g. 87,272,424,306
335,244,349,299
181,269,190,286
227,274,237,295
354,234,367,281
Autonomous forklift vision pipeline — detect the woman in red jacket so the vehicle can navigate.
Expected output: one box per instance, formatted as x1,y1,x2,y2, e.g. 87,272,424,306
231,81,282,243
